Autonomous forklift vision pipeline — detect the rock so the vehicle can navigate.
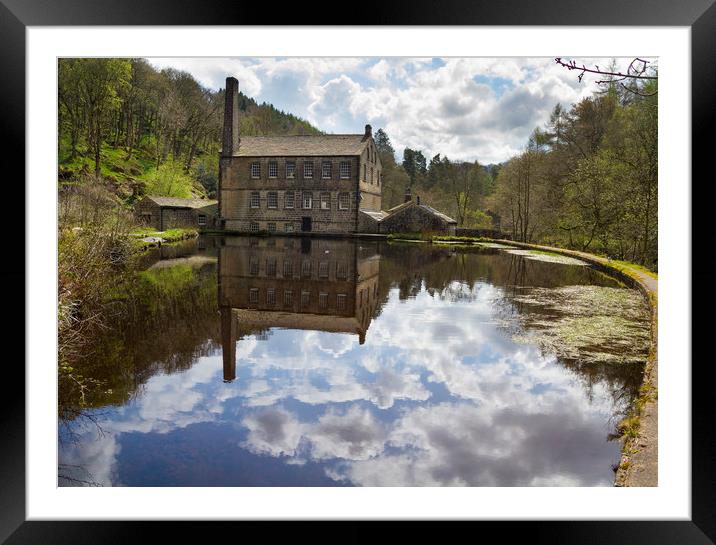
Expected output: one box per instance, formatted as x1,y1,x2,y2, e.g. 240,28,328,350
141,236,165,245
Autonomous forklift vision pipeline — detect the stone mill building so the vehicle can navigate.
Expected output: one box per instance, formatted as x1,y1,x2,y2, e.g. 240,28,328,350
218,77,382,234
218,76,456,235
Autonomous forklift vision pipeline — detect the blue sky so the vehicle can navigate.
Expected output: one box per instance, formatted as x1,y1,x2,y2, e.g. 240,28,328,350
147,57,653,164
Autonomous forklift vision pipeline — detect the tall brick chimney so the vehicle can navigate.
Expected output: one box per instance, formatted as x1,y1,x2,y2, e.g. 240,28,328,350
363,124,372,141
222,77,240,157
404,185,412,203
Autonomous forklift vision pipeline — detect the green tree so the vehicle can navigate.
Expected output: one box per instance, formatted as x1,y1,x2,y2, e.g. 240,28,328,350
75,59,132,175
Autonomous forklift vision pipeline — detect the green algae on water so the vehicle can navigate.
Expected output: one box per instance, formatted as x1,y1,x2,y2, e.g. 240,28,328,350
511,285,651,364
504,248,588,266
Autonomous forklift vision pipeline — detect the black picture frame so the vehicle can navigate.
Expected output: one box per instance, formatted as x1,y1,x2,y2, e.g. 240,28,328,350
4,0,714,541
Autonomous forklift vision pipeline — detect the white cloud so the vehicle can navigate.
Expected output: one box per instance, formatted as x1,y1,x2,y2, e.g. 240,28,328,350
145,56,651,163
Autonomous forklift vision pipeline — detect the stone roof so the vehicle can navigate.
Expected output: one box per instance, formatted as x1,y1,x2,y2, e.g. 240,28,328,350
383,200,457,224
360,210,389,222
232,309,367,337
144,196,218,209
232,135,369,157
418,204,458,224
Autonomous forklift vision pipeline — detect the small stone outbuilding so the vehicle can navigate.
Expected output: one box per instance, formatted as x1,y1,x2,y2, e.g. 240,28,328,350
136,196,218,231
358,187,457,235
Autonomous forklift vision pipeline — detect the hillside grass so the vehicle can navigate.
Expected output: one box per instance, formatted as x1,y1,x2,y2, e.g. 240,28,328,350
59,138,209,203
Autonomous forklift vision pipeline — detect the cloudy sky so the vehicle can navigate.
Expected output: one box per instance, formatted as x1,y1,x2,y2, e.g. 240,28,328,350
147,56,647,165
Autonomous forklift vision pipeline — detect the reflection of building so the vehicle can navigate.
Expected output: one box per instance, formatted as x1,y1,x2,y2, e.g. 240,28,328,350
219,237,381,381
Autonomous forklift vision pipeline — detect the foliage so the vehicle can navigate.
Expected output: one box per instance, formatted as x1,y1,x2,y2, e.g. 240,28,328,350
487,81,658,269
58,182,135,373
143,159,196,198
59,58,321,202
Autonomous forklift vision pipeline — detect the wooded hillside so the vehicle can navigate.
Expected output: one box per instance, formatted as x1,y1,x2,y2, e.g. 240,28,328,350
58,58,321,201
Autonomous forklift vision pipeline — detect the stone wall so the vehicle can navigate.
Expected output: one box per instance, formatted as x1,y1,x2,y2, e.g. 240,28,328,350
136,199,162,230
221,155,363,233
379,203,456,235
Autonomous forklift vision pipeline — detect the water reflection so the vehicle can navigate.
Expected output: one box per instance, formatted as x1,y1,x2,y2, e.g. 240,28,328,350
219,237,381,382
59,236,649,487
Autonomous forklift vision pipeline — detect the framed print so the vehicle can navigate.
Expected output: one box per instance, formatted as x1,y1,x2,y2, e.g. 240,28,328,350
4,0,715,541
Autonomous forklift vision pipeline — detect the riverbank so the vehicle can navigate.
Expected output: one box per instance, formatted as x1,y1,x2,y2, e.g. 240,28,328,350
129,228,199,251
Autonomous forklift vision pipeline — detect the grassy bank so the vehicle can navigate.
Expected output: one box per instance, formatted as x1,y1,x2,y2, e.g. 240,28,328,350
130,228,199,251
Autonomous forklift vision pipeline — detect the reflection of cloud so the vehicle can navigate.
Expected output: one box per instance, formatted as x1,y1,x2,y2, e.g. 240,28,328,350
242,406,387,462
61,279,627,487
242,408,303,457
112,356,221,435
59,432,121,486
338,400,615,486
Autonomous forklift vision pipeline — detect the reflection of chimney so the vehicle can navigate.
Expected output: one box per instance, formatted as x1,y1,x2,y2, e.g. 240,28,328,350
359,330,366,345
404,185,412,203
220,306,236,382
222,77,240,157
363,124,372,141
416,195,421,205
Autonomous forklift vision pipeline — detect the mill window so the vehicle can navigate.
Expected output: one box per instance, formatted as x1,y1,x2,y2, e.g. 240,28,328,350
340,161,351,179
285,191,295,209
322,161,332,179
267,191,278,209
251,162,261,179
302,192,313,210
250,192,260,208
303,161,314,179
320,192,330,210
338,193,350,210
268,161,278,178
286,161,296,179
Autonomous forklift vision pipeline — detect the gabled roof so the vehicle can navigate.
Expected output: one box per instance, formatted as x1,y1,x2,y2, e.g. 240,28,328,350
144,196,218,209
418,204,458,224
232,135,369,157
360,210,389,222
382,200,457,224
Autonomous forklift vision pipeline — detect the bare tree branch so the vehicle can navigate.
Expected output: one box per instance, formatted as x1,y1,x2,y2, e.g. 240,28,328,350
555,57,657,81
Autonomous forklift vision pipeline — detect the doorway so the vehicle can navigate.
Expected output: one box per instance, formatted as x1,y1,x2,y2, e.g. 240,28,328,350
301,216,312,232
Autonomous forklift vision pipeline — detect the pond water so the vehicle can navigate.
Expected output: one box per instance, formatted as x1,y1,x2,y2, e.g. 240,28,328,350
58,236,650,487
